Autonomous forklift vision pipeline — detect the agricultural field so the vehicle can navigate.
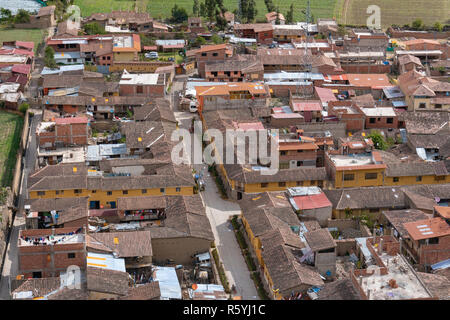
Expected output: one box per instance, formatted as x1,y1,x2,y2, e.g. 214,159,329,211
0,26,46,52
338,0,450,28
74,0,339,22
0,111,24,187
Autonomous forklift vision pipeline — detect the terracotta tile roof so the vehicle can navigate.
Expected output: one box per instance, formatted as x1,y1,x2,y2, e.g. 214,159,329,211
234,23,273,32
37,5,55,17
382,209,430,238
279,142,318,151
11,278,60,299
196,82,269,96
266,12,285,21
434,206,450,219
385,161,448,177
317,279,362,300
398,54,422,66
86,267,129,296
347,74,391,89
117,196,166,211
242,206,300,237
404,217,450,241
148,195,214,241
304,229,336,251
87,230,152,258
292,100,322,112
323,186,405,210
120,282,161,300
262,244,323,293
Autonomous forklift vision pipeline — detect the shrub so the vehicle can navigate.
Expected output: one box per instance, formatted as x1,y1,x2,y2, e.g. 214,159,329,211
212,248,230,293
235,230,248,250
19,102,29,114
251,272,269,300
245,252,256,271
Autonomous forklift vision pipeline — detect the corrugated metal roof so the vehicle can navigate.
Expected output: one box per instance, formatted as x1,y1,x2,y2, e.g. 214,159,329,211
153,267,182,300
86,252,126,272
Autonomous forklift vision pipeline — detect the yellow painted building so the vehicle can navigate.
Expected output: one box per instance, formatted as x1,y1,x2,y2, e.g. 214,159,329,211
29,186,194,208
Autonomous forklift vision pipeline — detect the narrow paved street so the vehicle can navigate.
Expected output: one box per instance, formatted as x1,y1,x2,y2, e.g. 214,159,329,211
171,77,258,299
0,111,41,300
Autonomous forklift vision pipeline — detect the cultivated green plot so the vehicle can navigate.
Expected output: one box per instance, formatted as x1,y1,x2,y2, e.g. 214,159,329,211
0,26,45,53
74,0,339,22
0,111,24,187
341,0,450,28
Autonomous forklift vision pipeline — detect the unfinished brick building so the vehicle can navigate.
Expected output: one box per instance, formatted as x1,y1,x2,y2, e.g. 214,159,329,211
37,117,89,149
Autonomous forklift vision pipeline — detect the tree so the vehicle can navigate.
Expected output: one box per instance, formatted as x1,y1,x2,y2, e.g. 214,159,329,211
264,0,275,13
275,7,280,25
0,8,12,22
367,131,388,150
211,34,223,44
171,4,188,23
13,9,30,24
44,46,57,68
215,9,227,31
19,102,29,115
205,0,216,22
200,2,206,17
246,0,257,22
338,25,346,36
195,36,207,47
83,22,106,35
434,22,443,32
193,0,199,17
286,4,294,24
412,18,424,30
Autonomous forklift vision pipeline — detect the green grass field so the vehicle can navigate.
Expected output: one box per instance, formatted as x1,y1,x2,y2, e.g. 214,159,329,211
0,26,46,52
341,0,450,28
0,111,24,187
74,0,339,22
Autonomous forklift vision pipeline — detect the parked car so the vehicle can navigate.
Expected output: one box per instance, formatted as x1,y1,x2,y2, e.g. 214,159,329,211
145,51,158,59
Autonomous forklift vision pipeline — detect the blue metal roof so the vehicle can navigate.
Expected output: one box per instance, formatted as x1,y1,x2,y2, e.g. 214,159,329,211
431,258,450,271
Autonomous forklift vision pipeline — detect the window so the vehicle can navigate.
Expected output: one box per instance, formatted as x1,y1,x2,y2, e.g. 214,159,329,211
428,237,439,244
435,176,445,181
393,177,399,182
419,103,426,109
176,187,181,192
160,188,165,193
297,150,303,153
297,161,303,167
344,174,355,181
435,104,442,109
365,173,378,180
92,190,96,193
74,189,82,194
261,183,268,188
122,190,128,195
137,86,143,94
37,191,45,196
280,151,287,156
142,189,147,194
107,191,112,196
32,272,42,279
201,53,207,56
369,118,376,124
56,190,60,195
102,56,106,60
387,118,393,124
278,182,286,187
107,56,110,60
416,176,422,182
296,181,303,186
212,53,218,57
310,180,316,185
68,253,76,259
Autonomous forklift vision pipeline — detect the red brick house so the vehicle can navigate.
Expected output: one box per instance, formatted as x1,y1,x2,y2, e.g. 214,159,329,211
359,107,398,130
186,44,234,78
234,24,273,44
18,227,86,278
119,70,166,97
38,117,89,149
403,217,450,271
